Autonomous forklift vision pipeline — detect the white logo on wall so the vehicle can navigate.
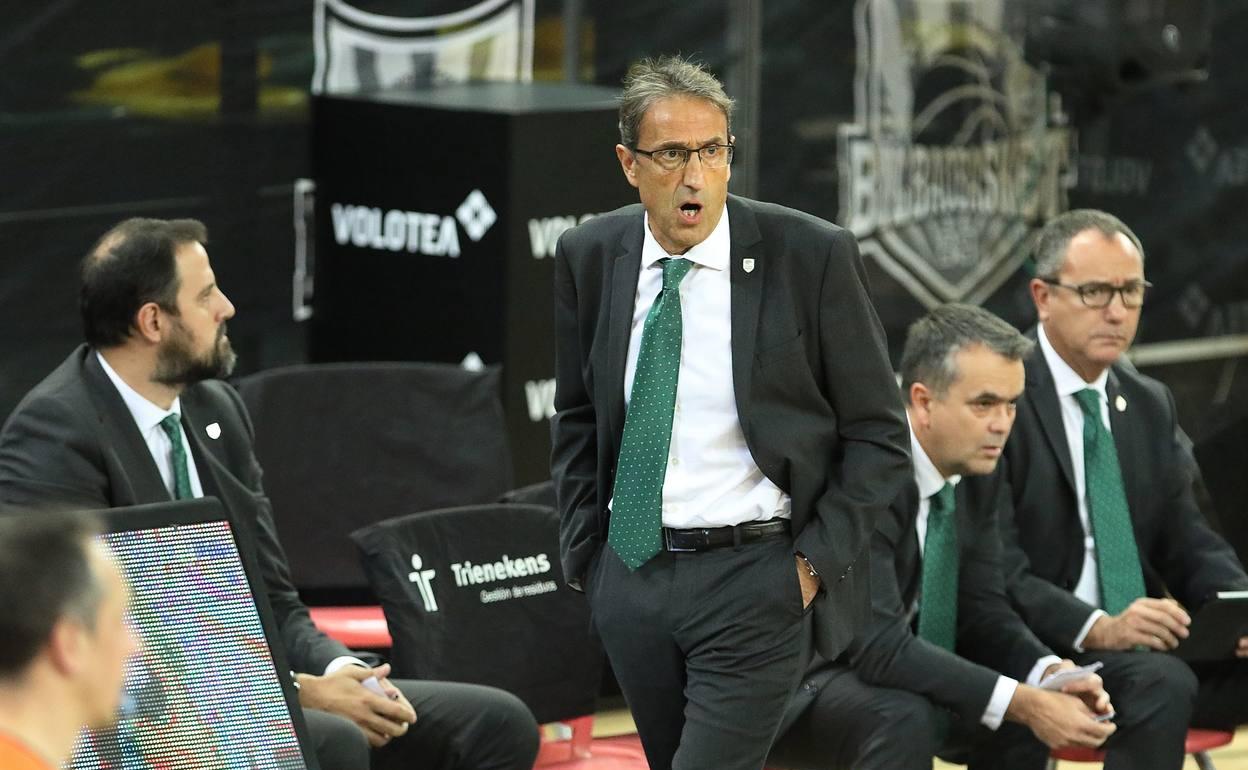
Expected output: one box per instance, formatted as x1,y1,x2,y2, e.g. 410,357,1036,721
528,213,600,259
456,190,498,241
524,378,556,421
330,190,496,257
1186,127,1248,187
312,0,535,95
408,554,439,612
839,0,1073,306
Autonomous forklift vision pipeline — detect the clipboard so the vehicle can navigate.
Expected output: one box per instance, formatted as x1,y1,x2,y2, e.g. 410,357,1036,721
1171,591,1248,663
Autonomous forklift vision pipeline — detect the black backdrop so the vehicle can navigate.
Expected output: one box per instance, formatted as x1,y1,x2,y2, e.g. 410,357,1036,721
2,0,1244,487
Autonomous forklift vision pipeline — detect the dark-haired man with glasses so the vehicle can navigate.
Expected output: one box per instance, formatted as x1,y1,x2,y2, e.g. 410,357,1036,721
551,55,910,770
962,209,1248,769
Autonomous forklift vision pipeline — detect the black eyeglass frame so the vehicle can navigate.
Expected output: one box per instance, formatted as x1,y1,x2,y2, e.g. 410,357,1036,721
631,143,736,171
1040,277,1154,309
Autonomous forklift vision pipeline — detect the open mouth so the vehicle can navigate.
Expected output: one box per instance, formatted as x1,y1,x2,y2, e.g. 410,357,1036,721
678,202,702,222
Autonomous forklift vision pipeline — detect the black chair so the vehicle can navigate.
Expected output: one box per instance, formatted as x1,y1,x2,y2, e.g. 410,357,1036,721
1194,401,1248,566
352,503,647,767
500,479,556,508
237,361,514,595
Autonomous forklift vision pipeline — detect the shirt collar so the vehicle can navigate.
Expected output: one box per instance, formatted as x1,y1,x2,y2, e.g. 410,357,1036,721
1037,323,1109,400
96,351,183,433
641,204,731,272
908,416,961,500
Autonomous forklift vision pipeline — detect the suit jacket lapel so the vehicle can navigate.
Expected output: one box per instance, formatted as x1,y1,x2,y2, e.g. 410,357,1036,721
1105,369,1142,523
606,216,644,447
179,406,222,499
1024,347,1078,494
728,196,764,426
179,402,258,544
83,349,172,504
892,482,923,614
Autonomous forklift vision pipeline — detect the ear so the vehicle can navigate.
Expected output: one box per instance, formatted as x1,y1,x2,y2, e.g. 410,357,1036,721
616,144,639,189
132,302,166,345
909,382,934,428
45,618,86,676
1029,277,1051,322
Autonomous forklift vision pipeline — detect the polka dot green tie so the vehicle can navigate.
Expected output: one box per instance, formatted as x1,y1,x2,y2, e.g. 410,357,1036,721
159,413,194,501
609,257,692,570
918,483,958,651
1074,388,1145,615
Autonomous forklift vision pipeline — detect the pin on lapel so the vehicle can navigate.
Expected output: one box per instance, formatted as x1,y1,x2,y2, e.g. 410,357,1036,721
742,258,755,273
206,422,222,440
1115,395,1127,413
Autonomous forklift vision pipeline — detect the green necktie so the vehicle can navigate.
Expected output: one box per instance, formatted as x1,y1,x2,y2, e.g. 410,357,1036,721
918,483,958,651
609,257,692,570
1074,388,1146,615
159,413,194,501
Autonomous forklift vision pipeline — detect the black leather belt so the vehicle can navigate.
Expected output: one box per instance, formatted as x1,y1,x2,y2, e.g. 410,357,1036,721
661,518,791,552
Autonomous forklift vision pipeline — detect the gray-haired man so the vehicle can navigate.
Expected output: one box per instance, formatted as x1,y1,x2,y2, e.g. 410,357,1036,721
551,54,910,769
771,304,1114,770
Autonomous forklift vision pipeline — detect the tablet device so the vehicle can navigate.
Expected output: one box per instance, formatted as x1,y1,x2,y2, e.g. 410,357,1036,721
1171,592,1248,663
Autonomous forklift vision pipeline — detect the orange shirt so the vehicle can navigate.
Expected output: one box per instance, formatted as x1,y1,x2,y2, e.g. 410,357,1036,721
0,732,53,770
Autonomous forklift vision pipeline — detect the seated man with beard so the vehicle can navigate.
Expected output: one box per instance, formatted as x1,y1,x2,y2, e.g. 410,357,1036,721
0,218,539,770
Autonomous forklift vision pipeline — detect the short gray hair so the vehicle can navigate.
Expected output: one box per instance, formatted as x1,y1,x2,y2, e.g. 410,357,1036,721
1033,209,1145,279
900,303,1034,401
617,55,734,149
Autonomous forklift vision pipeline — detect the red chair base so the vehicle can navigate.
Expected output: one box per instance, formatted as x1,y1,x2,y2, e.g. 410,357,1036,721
534,717,648,768
308,605,392,648
1050,727,1233,762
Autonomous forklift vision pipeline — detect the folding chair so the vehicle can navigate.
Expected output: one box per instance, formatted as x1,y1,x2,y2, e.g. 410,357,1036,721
237,361,513,595
352,503,647,768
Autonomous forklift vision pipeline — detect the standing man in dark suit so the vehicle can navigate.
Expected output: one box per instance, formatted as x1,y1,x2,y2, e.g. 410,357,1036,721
0,218,539,770
968,209,1248,769
771,303,1115,770
550,55,911,770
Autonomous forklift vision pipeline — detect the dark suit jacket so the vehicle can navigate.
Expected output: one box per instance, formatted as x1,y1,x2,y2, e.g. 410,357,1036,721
550,195,911,660
0,345,350,673
966,335,1248,654
830,475,1054,724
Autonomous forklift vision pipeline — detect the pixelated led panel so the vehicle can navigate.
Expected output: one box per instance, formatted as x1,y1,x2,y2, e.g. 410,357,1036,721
69,521,307,769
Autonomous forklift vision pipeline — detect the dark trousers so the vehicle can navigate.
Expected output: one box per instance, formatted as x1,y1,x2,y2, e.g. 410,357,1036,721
769,665,944,770
967,651,1248,770
303,678,539,770
588,536,808,770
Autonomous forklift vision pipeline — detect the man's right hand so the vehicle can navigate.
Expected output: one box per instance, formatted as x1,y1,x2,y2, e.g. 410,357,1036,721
296,663,417,747
1083,597,1191,651
1007,685,1116,749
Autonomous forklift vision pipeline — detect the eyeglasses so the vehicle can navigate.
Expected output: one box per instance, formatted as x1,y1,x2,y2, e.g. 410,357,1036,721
1041,278,1153,309
632,143,735,172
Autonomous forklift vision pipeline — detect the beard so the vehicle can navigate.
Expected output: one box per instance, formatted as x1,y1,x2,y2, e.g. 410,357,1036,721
153,321,238,387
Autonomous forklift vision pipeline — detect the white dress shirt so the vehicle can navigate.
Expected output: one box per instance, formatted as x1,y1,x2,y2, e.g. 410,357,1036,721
616,207,790,529
1036,326,1113,650
910,425,1059,729
97,352,205,499
98,352,363,677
